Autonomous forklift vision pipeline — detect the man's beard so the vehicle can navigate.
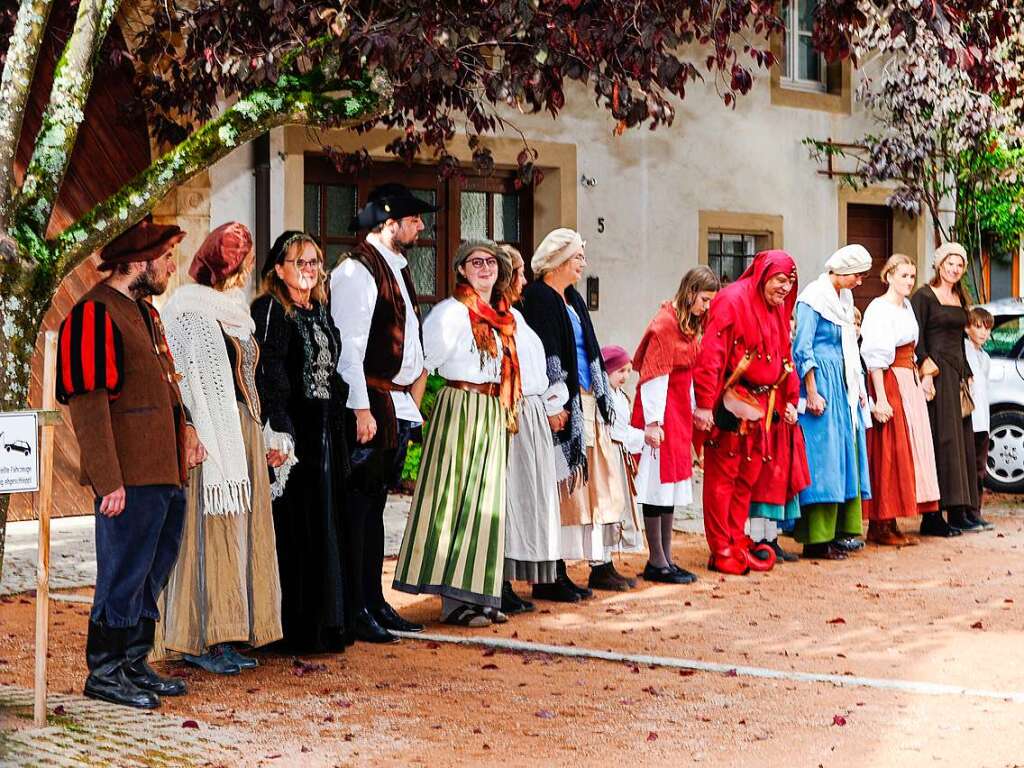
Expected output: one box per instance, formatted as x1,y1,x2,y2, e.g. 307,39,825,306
128,263,168,298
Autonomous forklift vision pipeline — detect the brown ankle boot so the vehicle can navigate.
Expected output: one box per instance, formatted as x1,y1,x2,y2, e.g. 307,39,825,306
867,520,903,546
889,519,917,546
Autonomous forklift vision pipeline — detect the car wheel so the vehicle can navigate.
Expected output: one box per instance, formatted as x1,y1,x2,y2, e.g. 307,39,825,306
986,409,1024,494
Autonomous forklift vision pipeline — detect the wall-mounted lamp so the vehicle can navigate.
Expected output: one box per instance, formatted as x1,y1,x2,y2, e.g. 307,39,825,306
580,174,597,188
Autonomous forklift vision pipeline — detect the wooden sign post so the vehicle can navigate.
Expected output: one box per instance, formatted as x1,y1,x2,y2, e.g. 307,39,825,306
1,332,60,728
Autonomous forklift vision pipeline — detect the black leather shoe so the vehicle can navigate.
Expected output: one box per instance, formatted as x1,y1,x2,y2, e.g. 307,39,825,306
183,644,242,675
920,512,962,537
588,562,630,592
222,645,259,670
608,563,638,588
374,603,424,633
970,512,996,531
123,620,187,696
949,509,983,533
642,563,696,585
765,538,800,562
556,560,592,599
531,579,581,603
832,536,864,553
802,543,847,560
501,581,535,615
354,609,399,644
84,622,160,709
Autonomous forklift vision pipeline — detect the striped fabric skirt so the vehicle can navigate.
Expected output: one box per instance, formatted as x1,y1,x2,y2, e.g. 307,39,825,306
393,386,509,609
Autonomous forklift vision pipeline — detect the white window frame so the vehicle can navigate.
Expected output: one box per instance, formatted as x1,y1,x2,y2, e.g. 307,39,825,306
780,0,827,93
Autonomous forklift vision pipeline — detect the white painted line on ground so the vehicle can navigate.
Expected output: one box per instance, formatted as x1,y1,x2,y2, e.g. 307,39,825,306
395,631,1024,704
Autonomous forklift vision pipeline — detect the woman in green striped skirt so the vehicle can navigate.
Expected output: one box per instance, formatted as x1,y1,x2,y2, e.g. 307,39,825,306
393,239,522,628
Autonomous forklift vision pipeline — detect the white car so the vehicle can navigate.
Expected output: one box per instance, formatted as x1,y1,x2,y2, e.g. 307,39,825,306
980,298,1024,493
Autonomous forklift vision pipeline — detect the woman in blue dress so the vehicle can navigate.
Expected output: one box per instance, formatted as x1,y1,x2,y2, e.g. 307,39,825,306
791,245,873,560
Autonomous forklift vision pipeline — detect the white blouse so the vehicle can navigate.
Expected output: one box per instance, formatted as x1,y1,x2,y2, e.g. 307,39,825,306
608,388,645,454
512,308,568,415
860,296,919,370
422,298,501,383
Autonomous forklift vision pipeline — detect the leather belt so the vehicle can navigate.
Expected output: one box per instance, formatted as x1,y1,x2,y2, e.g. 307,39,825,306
748,384,771,395
447,380,500,397
366,375,413,394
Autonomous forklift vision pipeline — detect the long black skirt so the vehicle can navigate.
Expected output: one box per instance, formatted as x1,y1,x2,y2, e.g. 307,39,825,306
271,399,349,652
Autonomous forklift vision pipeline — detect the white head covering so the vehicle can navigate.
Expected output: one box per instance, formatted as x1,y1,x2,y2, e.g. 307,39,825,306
826,244,872,275
933,241,967,268
531,228,585,275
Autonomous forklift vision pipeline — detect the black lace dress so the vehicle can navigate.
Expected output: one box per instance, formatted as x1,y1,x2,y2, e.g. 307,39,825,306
252,295,352,652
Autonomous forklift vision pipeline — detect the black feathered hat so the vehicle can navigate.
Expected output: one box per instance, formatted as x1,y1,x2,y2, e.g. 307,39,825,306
350,183,439,232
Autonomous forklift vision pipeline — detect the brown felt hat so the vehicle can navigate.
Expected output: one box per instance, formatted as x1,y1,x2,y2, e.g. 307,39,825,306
98,215,185,271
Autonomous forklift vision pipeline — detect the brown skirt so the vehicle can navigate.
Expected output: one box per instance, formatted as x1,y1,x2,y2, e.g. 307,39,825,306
153,403,283,658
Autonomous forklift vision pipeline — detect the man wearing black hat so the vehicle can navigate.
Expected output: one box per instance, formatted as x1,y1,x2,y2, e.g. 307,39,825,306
329,183,436,643
56,216,207,708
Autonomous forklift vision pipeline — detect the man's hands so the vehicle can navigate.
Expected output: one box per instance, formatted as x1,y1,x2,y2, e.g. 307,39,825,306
185,425,207,468
99,486,126,517
355,408,377,444
266,449,287,468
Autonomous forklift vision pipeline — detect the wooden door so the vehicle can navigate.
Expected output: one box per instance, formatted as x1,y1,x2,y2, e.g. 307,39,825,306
304,157,533,309
847,204,893,312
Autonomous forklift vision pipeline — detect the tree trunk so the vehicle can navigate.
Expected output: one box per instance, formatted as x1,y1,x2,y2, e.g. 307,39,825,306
0,238,50,579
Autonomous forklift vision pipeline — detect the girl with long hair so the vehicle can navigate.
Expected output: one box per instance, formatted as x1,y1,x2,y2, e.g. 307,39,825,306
630,265,720,583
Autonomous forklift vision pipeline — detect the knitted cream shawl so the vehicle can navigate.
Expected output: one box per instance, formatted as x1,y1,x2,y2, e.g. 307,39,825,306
163,285,255,516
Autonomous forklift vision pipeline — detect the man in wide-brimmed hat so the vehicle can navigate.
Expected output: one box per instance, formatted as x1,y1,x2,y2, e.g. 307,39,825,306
56,215,207,709
329,183,436,643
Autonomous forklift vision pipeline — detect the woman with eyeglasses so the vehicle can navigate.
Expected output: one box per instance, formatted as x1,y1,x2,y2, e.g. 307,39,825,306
251,231,352,651
518,228,633,598
393,239,522,627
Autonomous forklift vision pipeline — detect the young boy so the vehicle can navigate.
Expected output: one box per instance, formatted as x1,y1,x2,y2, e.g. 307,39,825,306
965,306,996,531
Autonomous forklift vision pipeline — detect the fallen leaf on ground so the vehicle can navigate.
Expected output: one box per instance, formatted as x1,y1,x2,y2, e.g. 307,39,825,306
971,621,984,629
725,669,738,677
535,710,556,719
53,705,66,715
482,663,499,670
182,720,199,729
827,617,846,624
832,715,847,726
679,669,696,677
647,731,658,741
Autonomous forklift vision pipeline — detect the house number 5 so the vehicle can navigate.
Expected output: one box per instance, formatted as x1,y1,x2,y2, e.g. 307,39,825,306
597,217,605,233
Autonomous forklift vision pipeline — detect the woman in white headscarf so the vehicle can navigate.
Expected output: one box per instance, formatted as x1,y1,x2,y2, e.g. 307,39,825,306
790,245,873,560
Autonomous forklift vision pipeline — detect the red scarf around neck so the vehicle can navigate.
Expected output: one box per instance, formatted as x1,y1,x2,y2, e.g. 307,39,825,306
453,283,522,430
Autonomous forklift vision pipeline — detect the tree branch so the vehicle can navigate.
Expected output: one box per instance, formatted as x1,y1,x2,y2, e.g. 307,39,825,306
12,0,121,238
0,0,55,227
51,80,384,279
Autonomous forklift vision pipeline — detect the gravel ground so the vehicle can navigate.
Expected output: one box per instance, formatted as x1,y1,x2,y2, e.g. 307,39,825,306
2,501,1022,767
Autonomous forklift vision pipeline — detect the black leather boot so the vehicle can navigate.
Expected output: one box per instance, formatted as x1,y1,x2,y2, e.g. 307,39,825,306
123,619,186,696
84,622,160,709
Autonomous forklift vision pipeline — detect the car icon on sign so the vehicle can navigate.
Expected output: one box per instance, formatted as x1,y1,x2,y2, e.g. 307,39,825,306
3,439,31,456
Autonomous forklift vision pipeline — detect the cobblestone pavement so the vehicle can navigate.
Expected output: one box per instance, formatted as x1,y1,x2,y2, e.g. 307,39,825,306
1,516,95,597
0,684,247,767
